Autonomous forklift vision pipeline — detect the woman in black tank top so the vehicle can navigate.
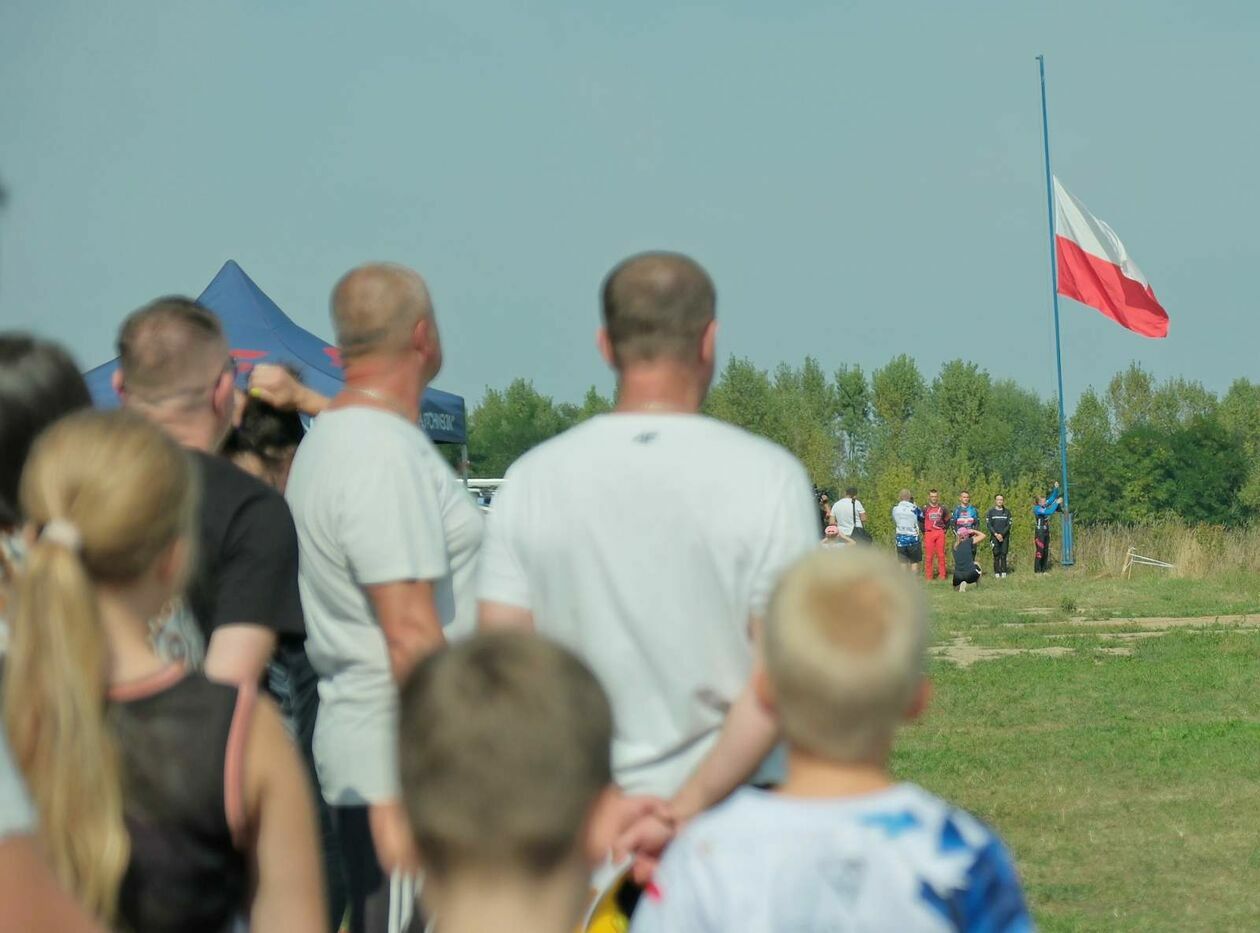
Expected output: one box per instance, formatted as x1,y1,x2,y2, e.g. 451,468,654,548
2,411,325,931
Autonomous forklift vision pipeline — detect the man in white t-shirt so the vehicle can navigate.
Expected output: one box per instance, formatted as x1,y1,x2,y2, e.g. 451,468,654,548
830,486,867,538
478,252,817,814
286,263,482,933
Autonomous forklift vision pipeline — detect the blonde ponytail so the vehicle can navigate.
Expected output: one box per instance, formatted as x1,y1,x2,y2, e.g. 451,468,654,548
3,536,129,921
2,409,197,926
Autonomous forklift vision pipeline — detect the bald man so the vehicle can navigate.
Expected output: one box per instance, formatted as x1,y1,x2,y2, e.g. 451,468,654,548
478,253,817,828
285,263,482,933
114,298,305,687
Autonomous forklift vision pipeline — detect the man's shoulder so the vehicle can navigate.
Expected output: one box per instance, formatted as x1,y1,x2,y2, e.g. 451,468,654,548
508,414,805,480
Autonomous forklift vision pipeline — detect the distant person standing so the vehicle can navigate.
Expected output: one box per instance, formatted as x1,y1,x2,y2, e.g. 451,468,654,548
1033,482,1063,574
890,490,923,574
921,489,950,581
952,527,987,592
952,490,979,538
820,525,848,550
831,487,869,543
986,494,1013,578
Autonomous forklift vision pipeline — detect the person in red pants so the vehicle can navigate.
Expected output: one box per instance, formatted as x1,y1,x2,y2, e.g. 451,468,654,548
922,488,951,581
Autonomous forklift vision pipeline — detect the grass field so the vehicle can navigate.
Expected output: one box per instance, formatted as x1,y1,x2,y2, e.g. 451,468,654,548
891,569,1260,931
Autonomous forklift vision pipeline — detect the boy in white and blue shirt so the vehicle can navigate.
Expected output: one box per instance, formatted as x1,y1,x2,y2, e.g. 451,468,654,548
631,548,1032,933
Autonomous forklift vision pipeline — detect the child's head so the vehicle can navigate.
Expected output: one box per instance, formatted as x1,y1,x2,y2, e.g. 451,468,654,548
761,548,929,764
399,632,614,890
5,409,198,923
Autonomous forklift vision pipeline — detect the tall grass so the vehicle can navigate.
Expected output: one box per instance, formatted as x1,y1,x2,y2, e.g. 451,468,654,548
1072,522,1260,578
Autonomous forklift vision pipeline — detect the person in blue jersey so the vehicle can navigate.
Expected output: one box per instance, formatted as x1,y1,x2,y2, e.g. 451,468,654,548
1033,482,1063,574
951,490,980,538
890,489,923,574
631,548,1032,933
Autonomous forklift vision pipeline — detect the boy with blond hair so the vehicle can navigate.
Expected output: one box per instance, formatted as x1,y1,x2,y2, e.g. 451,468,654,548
398,632,623,933
632,549,1032,932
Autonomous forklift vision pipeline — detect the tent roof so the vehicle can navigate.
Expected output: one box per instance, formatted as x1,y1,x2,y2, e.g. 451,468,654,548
83,261,466,444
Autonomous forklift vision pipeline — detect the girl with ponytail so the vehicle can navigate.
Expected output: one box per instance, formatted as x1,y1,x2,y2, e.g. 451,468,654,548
4,410,325,931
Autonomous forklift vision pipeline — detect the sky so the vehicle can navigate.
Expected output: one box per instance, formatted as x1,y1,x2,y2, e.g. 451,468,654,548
2,0,1257,411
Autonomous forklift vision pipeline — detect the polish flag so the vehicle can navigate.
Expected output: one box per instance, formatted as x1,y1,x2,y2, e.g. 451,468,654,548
1054,177,1169,338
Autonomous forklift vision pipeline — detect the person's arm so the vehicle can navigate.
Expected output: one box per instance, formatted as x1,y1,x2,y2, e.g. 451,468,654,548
205,625,278,686
668,673,780,822
478,601,535,632
476,471,537,632
203,489,302,686
971,530,987,545
0,837,104,933
245,697,327,933
365,581,446,683
248,364,330,417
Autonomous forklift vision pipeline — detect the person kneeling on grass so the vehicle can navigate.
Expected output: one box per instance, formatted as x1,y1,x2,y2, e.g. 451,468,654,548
631,548,1031,933
399,631,624,933
952,527,986,593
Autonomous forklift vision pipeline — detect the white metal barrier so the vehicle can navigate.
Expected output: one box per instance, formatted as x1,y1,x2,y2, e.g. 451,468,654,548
1123,546,1175,579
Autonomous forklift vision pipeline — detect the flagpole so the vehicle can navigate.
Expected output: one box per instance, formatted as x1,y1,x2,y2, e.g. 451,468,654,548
1037,54,1074,566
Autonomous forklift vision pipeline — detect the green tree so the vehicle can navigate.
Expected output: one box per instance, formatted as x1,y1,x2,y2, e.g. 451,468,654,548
466,379,569,475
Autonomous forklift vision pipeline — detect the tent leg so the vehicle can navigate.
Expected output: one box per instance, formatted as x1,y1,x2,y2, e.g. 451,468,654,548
461,444,470,489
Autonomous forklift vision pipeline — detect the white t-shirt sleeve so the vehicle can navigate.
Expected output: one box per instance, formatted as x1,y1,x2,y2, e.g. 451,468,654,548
749,460,821,615
341,435,450,587
0,730,34,840
475,470,533,610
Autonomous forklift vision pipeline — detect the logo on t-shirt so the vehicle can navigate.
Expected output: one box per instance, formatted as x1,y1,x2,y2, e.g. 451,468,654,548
633,432,659,444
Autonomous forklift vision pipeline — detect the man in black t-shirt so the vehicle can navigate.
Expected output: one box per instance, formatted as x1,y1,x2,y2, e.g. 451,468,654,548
986,494,1013,578
115,297,305,686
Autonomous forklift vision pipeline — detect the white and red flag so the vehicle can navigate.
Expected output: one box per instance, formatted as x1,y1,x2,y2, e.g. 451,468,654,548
1053,177,1169,338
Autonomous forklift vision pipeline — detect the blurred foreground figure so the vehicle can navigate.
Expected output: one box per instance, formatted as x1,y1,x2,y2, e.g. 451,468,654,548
632,548,1032,932
4,410,324,931
399,632,618,933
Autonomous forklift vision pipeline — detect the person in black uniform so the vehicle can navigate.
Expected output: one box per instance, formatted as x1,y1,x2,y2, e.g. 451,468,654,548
2,411,325,931
952,527,987,592
986,494,1013,578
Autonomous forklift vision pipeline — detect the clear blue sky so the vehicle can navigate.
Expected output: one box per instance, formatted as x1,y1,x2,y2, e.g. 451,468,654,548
2,1,1255,409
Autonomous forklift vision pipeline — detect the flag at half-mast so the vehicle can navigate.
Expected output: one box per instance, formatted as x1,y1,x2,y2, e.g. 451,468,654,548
1053,177,1169,338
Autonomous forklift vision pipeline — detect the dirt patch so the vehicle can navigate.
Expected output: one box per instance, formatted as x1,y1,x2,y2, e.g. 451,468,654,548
1005,614,1258,631
1017,607,1056,615
931,637,1074,668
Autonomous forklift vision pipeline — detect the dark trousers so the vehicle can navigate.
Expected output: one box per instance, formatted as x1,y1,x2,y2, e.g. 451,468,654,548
1034,530,1051,573
269,644,347,932
953,564,981,588
992,536,1009,575
333,806,393,933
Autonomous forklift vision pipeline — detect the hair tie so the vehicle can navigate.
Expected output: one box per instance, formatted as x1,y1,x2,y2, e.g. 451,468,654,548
40,519,83,552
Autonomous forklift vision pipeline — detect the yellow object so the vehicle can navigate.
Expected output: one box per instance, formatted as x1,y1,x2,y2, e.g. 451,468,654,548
579,871,632,932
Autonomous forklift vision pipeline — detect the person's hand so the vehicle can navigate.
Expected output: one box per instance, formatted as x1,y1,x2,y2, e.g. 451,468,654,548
368,800,421,876
610,796,677,885
248,364,322,414
1053,480,1060,489
995,533,1003,542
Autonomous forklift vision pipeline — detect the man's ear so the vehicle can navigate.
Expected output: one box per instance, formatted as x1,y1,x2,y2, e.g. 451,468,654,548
111,368,126,402
905,677,932,723
212,370,235,419
699,319,718,366
596,328,616,369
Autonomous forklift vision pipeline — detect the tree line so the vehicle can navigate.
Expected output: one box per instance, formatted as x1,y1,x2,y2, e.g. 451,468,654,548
464,358,1257,541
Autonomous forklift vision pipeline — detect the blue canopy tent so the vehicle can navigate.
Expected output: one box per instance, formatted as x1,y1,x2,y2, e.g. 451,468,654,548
83,260,467,445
